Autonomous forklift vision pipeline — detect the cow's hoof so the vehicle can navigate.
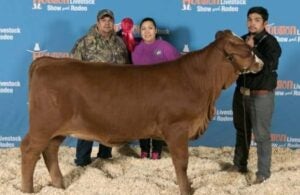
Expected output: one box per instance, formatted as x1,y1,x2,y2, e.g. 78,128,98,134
21,188,34,193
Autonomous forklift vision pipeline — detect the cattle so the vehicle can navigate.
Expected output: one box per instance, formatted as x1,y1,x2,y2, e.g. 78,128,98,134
20,30,263,195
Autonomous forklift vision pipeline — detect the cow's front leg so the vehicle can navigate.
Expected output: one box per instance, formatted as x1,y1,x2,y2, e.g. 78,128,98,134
164,127,191,195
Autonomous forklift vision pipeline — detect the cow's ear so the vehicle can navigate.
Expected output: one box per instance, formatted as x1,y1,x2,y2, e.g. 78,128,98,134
215,30,224,39
215,29,233,39
223,29,232,35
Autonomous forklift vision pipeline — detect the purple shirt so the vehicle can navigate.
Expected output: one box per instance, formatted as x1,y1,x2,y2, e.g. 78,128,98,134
132,39,180,65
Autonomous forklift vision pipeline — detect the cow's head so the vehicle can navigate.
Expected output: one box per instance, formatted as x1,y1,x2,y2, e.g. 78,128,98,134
215,30,264,74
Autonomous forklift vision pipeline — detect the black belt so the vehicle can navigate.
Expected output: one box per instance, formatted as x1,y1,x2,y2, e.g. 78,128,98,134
240,87,273,96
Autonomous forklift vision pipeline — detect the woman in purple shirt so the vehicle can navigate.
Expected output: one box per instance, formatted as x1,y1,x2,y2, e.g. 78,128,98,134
132,17,181,160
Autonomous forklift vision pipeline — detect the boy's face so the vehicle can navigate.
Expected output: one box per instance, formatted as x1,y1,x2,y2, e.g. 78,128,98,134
247,13,267,35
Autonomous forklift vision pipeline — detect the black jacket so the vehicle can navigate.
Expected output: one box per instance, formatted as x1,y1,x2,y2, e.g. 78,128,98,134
236,29,282,90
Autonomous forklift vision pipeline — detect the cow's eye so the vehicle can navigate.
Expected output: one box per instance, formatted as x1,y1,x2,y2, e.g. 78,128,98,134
227,55,234,62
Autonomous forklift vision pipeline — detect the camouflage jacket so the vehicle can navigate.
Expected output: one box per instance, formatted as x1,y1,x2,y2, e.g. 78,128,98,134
71,25,129,64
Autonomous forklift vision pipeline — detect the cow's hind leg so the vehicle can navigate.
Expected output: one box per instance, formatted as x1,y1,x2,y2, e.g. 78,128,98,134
42,136,66,189
164,128,191,195
20,134,48,193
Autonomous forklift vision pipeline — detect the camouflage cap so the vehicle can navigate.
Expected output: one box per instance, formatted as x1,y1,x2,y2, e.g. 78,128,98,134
97,9,114,21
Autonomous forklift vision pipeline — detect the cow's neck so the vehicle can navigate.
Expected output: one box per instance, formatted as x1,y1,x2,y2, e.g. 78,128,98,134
180,44,225,94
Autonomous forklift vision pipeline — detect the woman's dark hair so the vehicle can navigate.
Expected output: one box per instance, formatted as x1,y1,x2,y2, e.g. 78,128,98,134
139,17,157,29
247,6,269,21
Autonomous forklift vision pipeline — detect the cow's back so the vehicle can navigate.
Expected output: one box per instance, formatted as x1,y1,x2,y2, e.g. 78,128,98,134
28,56,202,143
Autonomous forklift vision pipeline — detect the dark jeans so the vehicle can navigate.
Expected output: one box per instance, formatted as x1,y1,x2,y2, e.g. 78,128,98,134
233,88,274,178
75,139,112,166
140,138,163,154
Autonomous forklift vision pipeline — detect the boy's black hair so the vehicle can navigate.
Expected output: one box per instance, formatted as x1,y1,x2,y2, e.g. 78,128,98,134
247,6,269,21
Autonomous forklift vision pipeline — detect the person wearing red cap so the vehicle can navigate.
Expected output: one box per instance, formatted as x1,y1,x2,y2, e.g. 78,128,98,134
71,9,129,166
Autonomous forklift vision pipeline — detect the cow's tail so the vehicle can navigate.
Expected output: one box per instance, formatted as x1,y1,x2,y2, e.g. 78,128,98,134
28,57,43,90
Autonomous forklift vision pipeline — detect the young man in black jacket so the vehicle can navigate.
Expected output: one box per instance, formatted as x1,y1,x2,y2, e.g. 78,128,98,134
231,6,281,184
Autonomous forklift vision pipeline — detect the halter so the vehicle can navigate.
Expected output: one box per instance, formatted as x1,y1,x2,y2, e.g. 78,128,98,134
216,47,253,75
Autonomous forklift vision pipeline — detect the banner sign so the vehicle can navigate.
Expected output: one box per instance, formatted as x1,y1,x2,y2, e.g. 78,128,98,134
1,0,299,148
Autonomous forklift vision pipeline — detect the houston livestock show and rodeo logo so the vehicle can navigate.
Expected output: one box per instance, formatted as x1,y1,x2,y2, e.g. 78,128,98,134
267,23,300,98
181,0,248,12
32,0,95,12
0,27,21,41
0,27,21,94
266,23,300,43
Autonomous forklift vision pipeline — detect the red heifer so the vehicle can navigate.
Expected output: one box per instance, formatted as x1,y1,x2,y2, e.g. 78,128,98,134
21,30,263,194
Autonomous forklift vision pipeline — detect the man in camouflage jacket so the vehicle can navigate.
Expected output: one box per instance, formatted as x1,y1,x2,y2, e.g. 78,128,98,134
71,9,129,166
